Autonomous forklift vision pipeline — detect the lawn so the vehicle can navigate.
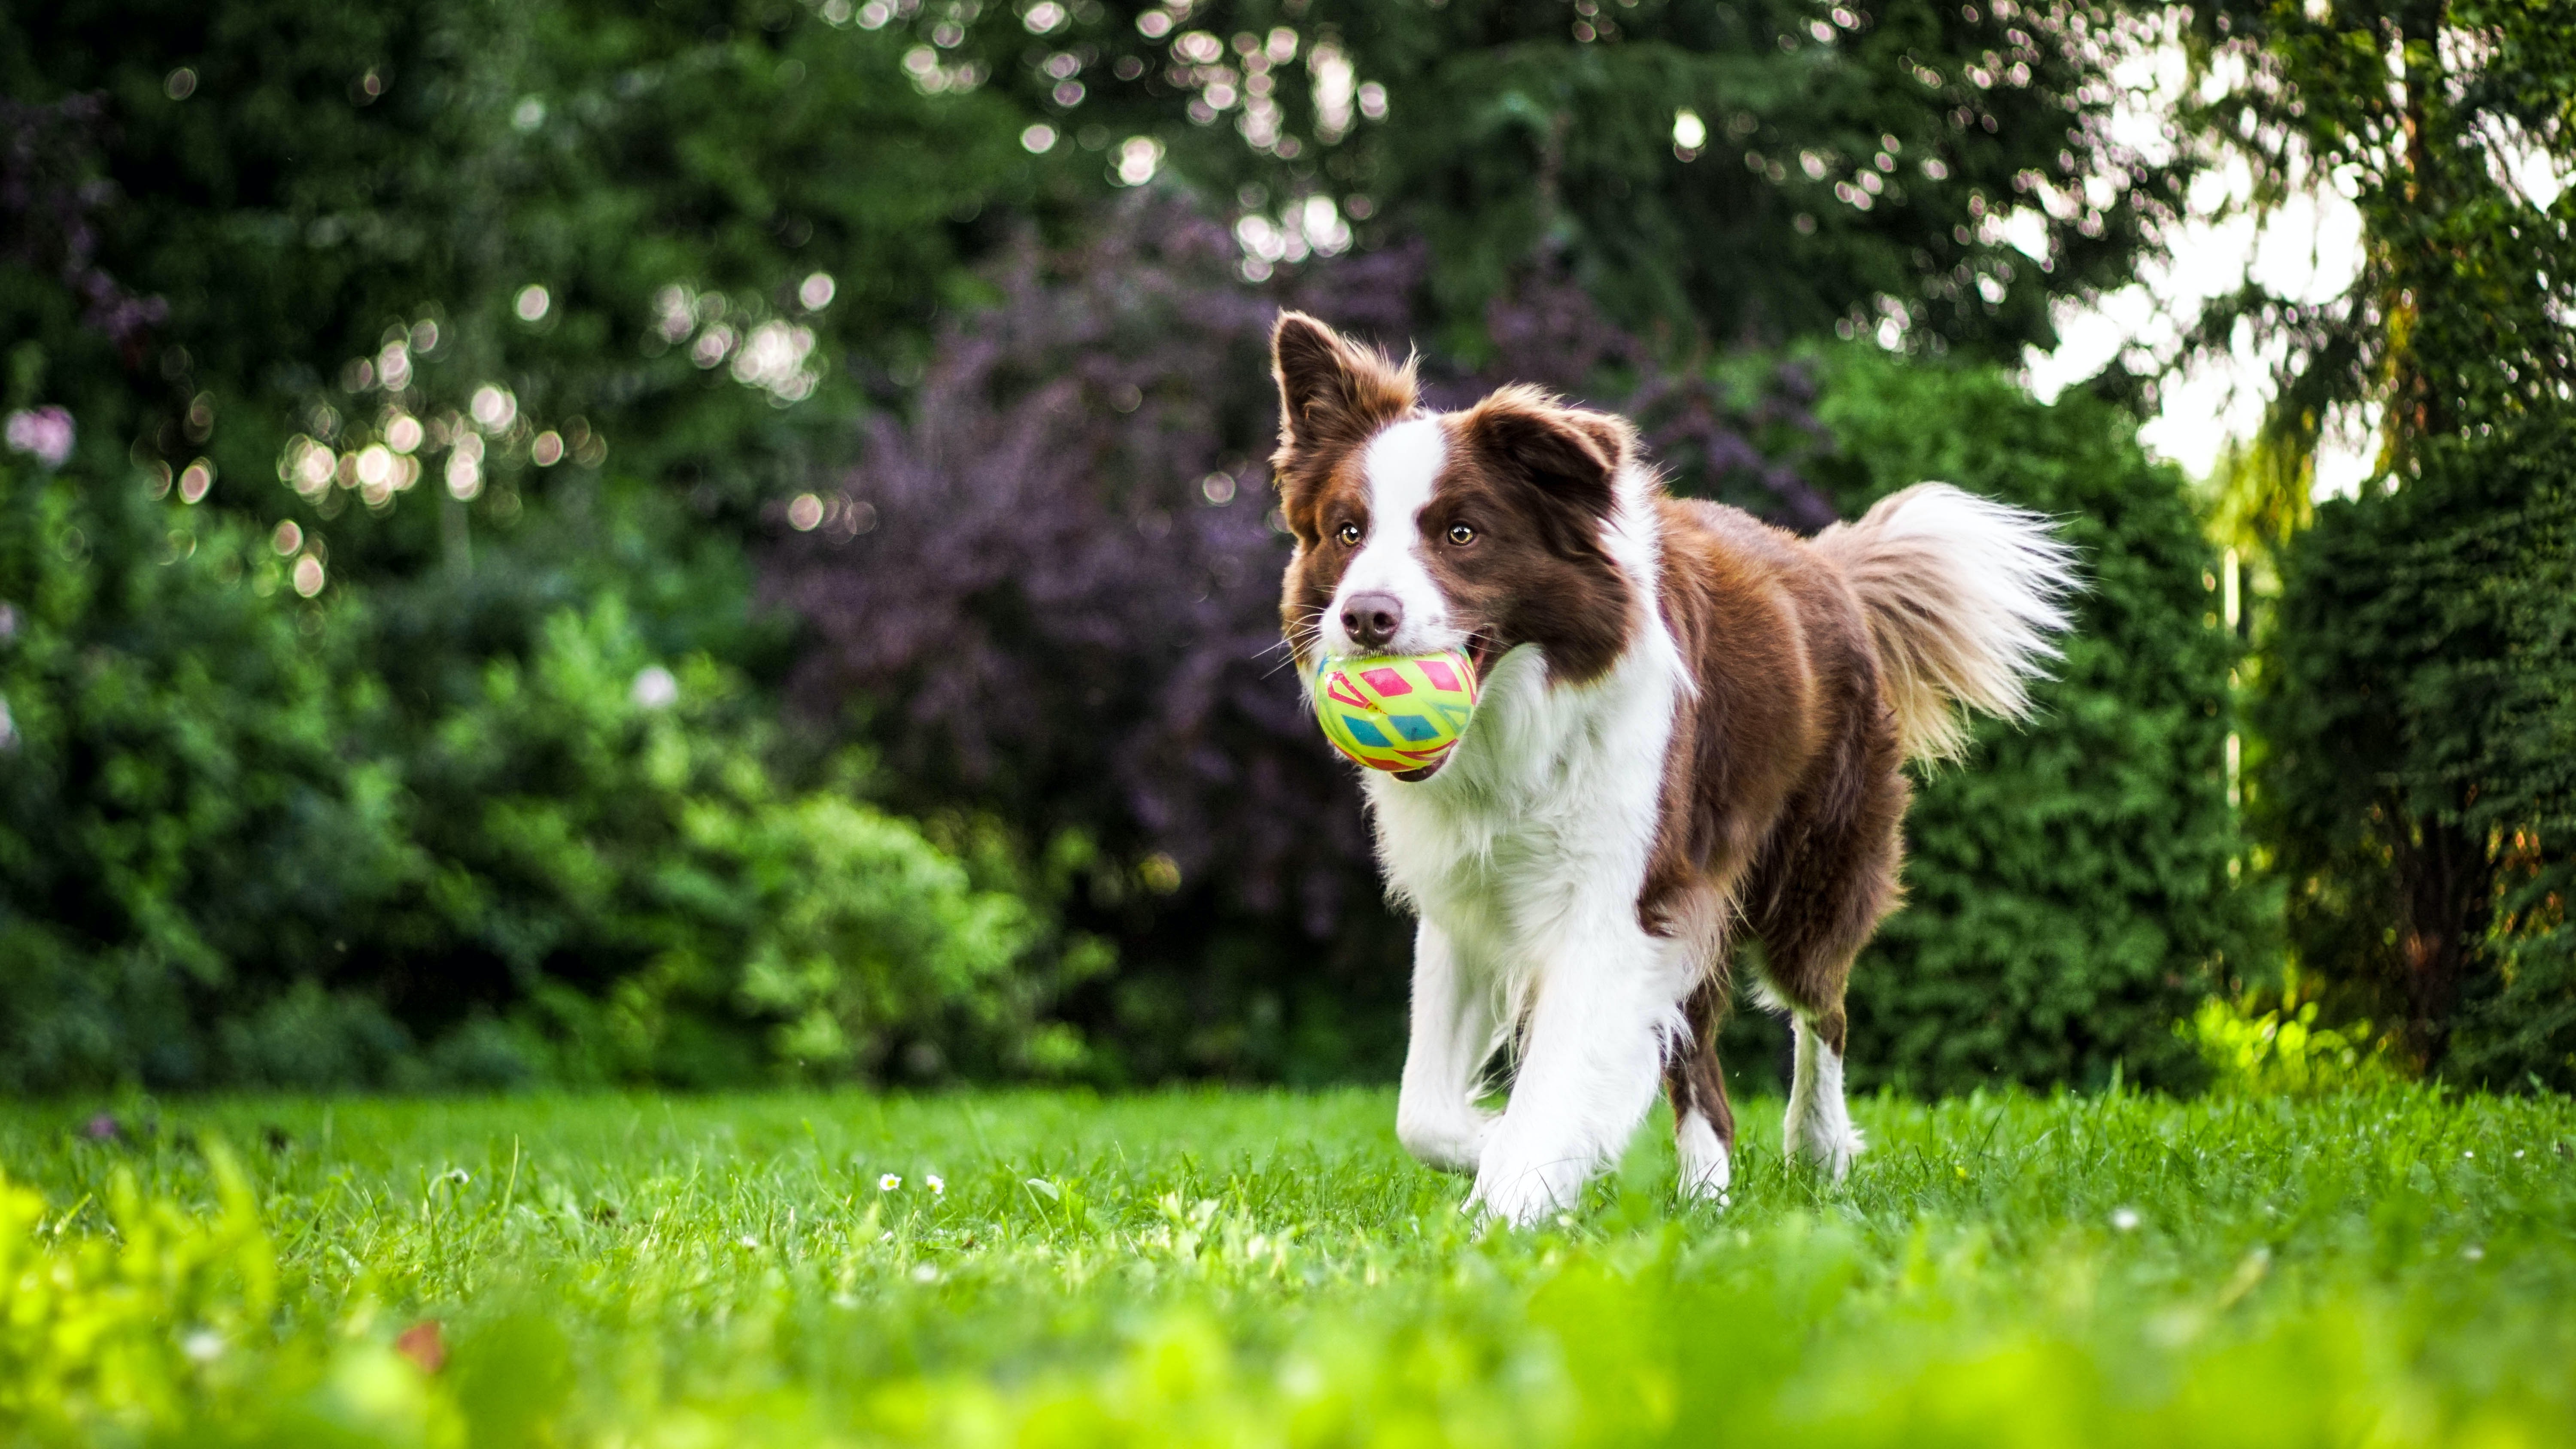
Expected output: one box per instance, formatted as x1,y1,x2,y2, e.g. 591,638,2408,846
4,1086,2573,1446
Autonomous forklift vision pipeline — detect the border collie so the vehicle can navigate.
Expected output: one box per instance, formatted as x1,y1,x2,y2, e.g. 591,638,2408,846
1269,312,2076,1226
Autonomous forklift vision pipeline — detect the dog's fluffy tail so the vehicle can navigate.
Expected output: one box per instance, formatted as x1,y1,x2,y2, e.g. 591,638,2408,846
1811,482,2078,764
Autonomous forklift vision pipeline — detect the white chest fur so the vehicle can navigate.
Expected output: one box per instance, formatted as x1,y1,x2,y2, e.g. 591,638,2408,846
1364,635,1682,1006
1360,480,1689,1017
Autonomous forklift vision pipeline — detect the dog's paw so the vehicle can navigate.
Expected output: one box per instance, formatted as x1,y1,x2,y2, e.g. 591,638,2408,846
1783,1111,1865,1182
1675,1115,1732,1204
1396,1103,1496,1176
1465,1150,1583,1229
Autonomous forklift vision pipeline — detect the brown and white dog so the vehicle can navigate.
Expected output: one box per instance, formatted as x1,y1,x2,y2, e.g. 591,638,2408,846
1269,312,2076,1225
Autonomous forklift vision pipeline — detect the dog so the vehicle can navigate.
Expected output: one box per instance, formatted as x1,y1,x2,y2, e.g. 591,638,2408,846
1268,312,2076,1225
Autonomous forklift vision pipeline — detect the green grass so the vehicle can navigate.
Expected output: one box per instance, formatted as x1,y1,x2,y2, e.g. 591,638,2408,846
4,1086,2573,1446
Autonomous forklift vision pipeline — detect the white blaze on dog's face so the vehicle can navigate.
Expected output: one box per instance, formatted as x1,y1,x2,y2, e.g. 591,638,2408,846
1267,309,1641,690
1322,417,1461,658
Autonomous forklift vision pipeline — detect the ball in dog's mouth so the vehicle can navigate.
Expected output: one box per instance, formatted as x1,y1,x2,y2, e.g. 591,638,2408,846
1311,645,1484,779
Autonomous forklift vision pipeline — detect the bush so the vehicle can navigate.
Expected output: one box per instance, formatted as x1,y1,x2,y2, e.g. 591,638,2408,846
0,452,422,1089
2256,412,2576,1087
0,451,1063,1090
401,599,1066,1086
1801,351,2250,1093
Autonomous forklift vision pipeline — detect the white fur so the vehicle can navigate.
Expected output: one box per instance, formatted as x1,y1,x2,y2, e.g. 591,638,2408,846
1813,482,2079,762
1784,1014,1865,1179
1325,417,1461,658
1675,1109,1731,1201
1367,454,1698,1227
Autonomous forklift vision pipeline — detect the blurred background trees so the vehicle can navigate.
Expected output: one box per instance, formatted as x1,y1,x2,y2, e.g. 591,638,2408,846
2184,0,2576,1086
1,0,2558,1094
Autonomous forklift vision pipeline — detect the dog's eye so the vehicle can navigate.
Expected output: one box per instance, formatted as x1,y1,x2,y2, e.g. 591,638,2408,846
1446,523,1476,546
1335,521,1363,546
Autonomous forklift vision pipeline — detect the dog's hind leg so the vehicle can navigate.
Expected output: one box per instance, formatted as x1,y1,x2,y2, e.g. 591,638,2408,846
1784,1007,1864,1179
1765,877,1883,1180
1663,976,1735,1202
1753,778,1905,1184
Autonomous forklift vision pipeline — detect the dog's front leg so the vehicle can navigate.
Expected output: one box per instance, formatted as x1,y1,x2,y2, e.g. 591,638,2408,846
1467,925,1672,1227
1394,921,1498,1174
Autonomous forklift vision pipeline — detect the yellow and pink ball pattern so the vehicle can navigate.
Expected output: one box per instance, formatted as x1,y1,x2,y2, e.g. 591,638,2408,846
1312,651,1481,773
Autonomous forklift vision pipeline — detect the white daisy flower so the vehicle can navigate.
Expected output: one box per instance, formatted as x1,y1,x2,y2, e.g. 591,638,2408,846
926,1174,945,1196
878,1173,901,1191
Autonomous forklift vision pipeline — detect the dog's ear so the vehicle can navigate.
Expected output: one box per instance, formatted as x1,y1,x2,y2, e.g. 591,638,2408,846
1271,311,1417,461
1457,386,1630,537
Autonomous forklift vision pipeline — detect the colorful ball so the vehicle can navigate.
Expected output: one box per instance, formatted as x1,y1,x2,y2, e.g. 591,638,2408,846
1312,650,1482,774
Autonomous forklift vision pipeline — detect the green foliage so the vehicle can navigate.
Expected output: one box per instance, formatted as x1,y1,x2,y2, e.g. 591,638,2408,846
0,0,1050,544
2178,0,2576,470
934,0,2190,361
0,455,421,1089
0,454,1060,1090
2255,414,2576,1085
0,1148,284,1440
4,1088,2575,1443
400,599,1063,1086
1800,350,2247,1092
2184,992,2398,1096
2,0,2252,1092
2183,2,2576,1079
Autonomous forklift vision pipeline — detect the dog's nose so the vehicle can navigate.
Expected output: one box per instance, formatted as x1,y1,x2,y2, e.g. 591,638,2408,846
1340,591,1404,650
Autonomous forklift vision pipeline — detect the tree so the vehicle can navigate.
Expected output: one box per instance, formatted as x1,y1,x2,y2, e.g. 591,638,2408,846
2183,0,2576,1073
917,0,2193,360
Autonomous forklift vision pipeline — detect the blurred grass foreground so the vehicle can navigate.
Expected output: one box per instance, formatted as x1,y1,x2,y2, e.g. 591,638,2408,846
6,1088,2576,1446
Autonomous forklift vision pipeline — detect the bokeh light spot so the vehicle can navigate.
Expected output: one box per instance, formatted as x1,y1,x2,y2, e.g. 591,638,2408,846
470,385,517,431
1116,136,1164,186
515,285,551,322
631,666,679,709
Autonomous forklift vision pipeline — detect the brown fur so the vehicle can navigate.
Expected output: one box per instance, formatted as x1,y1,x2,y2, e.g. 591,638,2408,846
1271,313,1914,1167
1643,499,1906,1158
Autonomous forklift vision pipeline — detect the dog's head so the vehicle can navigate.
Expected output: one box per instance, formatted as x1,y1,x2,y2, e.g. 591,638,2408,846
1270,312,1641,708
